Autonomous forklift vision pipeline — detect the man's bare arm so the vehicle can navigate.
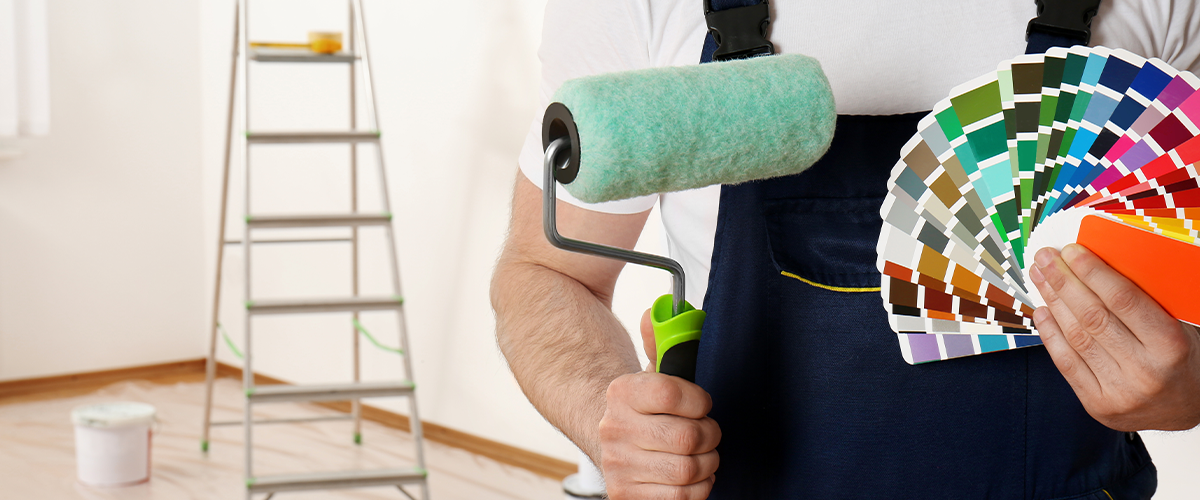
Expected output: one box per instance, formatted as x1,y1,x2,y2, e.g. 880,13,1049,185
493,173,721,499
491,174,649,460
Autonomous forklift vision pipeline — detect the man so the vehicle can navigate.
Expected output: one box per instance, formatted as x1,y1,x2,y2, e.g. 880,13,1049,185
492,1,1200,498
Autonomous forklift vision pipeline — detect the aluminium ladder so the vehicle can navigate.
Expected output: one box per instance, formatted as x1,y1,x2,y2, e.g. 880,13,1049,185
200,1,429,499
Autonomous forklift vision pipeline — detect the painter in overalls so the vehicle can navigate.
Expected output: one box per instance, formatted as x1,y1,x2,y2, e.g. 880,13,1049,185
696,0,1168,498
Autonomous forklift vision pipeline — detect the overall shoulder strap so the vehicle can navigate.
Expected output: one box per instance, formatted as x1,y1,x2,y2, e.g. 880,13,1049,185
1026,0,1104,53
700,0,773,63
699,0,1105,62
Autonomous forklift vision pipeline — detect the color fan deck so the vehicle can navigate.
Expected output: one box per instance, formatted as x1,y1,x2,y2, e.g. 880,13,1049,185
878,46,1200,364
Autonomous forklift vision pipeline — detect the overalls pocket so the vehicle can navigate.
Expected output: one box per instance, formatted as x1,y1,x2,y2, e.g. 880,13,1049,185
762,196,884,292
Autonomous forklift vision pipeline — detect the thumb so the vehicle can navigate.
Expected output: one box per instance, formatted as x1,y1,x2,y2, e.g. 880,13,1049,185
640,307,657,372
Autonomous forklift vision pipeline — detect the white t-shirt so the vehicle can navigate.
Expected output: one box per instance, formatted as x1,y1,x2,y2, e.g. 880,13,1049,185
518,0,1200,305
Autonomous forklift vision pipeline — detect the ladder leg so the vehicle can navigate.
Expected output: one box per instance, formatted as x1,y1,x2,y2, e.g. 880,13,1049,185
202,0,242,454
241,1,254,498
348,0,363,446
398,305,429,500
353,1,430,496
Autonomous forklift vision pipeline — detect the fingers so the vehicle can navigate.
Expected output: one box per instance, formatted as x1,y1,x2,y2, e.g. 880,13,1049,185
602,448,718,486
1058,244,1185,355
610,371,713,419
1030,248,1200,432
602,372,721,499
641,307,657,370
1033,306,1101,398
634,415,722,455
608,476,716,500
647,450,719,486
1031,247,1133,371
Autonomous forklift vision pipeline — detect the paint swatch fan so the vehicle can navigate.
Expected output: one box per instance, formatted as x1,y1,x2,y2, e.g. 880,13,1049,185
878,45,1200,364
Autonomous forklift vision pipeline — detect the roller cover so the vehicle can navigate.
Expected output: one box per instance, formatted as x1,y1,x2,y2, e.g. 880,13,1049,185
543,54,836,203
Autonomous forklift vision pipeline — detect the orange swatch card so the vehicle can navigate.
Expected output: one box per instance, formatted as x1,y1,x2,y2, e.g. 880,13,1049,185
1077,215,1200,326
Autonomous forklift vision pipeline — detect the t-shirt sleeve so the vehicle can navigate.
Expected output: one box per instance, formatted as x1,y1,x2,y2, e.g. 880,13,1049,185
1094,0,1200,74
516,0,660,215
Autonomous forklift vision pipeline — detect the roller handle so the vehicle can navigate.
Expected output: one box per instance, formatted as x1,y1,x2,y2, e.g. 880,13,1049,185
649,294,706,383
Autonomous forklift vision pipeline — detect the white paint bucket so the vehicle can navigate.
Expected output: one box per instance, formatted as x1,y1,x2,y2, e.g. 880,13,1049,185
71,402,156,486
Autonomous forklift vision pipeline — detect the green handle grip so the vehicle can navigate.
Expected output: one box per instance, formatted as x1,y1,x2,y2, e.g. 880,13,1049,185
650,294,705,383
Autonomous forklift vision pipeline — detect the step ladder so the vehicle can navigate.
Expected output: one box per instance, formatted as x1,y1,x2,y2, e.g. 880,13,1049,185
200,1,428,499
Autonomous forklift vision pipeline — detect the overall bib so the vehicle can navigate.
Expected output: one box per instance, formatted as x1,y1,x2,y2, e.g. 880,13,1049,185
695,2,1158,498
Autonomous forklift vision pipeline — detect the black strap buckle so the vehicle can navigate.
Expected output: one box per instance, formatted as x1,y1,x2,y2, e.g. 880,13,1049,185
704,0,774,61
1026,0,1102,45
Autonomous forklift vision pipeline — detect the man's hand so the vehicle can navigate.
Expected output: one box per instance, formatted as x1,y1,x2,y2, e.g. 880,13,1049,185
1029,243,1200,431
597,310,721,499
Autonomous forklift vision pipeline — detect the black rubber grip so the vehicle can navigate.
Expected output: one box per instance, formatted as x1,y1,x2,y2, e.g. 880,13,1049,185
657,340,699,383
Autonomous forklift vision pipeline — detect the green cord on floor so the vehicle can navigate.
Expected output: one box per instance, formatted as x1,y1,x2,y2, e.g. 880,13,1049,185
215,319,401,359
218,322,243,359
353,319,404,355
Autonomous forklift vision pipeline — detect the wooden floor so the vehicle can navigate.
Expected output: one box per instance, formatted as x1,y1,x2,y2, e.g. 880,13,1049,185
4,366,1197,499
0,375,565,499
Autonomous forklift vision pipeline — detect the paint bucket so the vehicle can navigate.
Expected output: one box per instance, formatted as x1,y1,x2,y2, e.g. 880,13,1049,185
71,402,156,486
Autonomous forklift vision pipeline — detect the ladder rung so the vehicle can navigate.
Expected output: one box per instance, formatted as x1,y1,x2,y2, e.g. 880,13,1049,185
245,213,390,229
211,415,354,427
246,295,403,315
247,381,415,404
249,48,358,63
224,237,354,245
247,131,379,144
248,467,427,493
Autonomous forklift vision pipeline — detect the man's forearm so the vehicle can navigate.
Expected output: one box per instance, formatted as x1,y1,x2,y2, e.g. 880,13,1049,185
491,257,641,461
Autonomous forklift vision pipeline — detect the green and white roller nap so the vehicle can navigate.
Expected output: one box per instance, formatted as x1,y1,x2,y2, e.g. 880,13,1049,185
540,54,836,382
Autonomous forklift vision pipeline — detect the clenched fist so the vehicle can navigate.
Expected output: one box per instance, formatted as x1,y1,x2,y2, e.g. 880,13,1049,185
596,310,722,499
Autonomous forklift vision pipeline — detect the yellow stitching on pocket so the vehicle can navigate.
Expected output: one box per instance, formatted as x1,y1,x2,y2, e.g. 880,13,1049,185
1102,489,1114,500
780,271,881,293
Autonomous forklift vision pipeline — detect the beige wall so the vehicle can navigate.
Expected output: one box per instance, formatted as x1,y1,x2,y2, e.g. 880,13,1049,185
0,0,205,379
2,0,1197,488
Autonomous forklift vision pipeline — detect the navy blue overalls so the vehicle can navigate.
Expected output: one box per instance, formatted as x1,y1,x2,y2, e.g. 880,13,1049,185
694,2,1158,498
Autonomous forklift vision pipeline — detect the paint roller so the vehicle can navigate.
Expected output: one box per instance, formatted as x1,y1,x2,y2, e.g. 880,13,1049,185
250,32,344,54
540,54,837,382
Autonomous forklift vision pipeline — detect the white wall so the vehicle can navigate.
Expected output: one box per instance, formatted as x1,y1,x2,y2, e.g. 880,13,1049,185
0,0,205,380
0,0,661,466
198,0,666,463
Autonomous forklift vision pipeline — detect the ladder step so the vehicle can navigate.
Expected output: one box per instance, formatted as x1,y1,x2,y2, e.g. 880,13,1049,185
249,48,358,63
248,467,426,493
246,131,380,144
248,381,415,404
224,236,354,245
210,414,354,427
246,295,404,315
245,213,390,229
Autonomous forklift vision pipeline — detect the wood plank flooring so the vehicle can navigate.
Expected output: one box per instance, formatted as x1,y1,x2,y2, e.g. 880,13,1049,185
0,377,565,499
